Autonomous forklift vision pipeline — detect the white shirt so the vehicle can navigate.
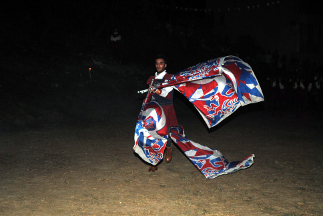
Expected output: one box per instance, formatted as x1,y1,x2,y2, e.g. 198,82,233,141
316,80,321,89
110,34,121,42
308,81,321,91
272,81,284,89
293,82,305,89
154,70,173,97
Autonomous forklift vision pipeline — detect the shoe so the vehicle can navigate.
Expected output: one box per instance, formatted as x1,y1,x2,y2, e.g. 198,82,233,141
165,146,173,163
148,166,158,172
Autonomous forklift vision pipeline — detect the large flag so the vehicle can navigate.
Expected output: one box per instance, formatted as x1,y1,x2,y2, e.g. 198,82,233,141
134,56,264,179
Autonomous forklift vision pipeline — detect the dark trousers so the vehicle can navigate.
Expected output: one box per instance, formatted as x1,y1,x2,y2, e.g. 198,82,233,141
167,127,172,147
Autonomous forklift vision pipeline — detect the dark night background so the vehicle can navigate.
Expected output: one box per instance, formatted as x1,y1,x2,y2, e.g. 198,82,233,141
1,2,323,215
0,0,322,132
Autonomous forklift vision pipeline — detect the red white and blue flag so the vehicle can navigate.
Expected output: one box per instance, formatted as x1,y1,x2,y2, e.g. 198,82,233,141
134,56,264,179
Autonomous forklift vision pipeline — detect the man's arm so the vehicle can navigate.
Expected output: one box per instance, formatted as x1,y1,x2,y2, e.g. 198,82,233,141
149,86,161,95
158,86,173,97
149,85,173,96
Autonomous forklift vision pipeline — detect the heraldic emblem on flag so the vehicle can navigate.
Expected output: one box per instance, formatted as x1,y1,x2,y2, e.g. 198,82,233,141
134,56,264,179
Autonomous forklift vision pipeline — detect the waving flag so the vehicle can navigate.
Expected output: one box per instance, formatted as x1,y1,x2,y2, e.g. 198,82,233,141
157,55,264,128
170,126,255,179
134,56,264,178
134,100,168,165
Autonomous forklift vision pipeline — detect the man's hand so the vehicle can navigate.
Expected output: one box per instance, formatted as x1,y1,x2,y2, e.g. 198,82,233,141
149,86,161,94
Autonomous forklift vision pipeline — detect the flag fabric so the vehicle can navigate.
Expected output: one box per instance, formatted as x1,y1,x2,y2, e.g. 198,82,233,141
133,56,264,178
157,55,264,128
170,126,255,179
134,100,168,165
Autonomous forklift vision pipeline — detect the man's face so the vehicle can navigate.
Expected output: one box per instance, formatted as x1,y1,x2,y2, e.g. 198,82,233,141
155,58,167,73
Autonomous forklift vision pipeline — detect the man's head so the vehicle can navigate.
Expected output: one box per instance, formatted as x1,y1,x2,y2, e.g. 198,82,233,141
155,55,167,73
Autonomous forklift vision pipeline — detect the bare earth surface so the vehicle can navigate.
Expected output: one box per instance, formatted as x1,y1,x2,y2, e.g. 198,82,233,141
1,101,322,215
1,63,323,215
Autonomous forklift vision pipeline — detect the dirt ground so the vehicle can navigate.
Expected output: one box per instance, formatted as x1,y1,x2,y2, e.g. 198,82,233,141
1,58,323,215
1,87,323,216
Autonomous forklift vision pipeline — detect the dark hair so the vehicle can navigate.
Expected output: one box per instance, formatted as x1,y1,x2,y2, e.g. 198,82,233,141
155,54,167,64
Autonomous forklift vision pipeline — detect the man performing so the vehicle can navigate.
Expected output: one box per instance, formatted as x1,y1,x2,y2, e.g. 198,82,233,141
134,55,264,179
146,55,177,172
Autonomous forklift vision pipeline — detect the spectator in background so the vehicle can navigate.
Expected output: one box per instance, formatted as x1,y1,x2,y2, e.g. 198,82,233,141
308,73,322,118
271,50,279,69
264,50,271,65
316,74,322,118
279,55,287,71
293,77,306,117
289,55,299,72
263,50,272,74
271,76,285,116
110,27,122,65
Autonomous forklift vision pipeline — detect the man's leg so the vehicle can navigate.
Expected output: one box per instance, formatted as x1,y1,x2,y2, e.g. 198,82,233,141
165,127,173,163
149,127,172,172
148,166,158,172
